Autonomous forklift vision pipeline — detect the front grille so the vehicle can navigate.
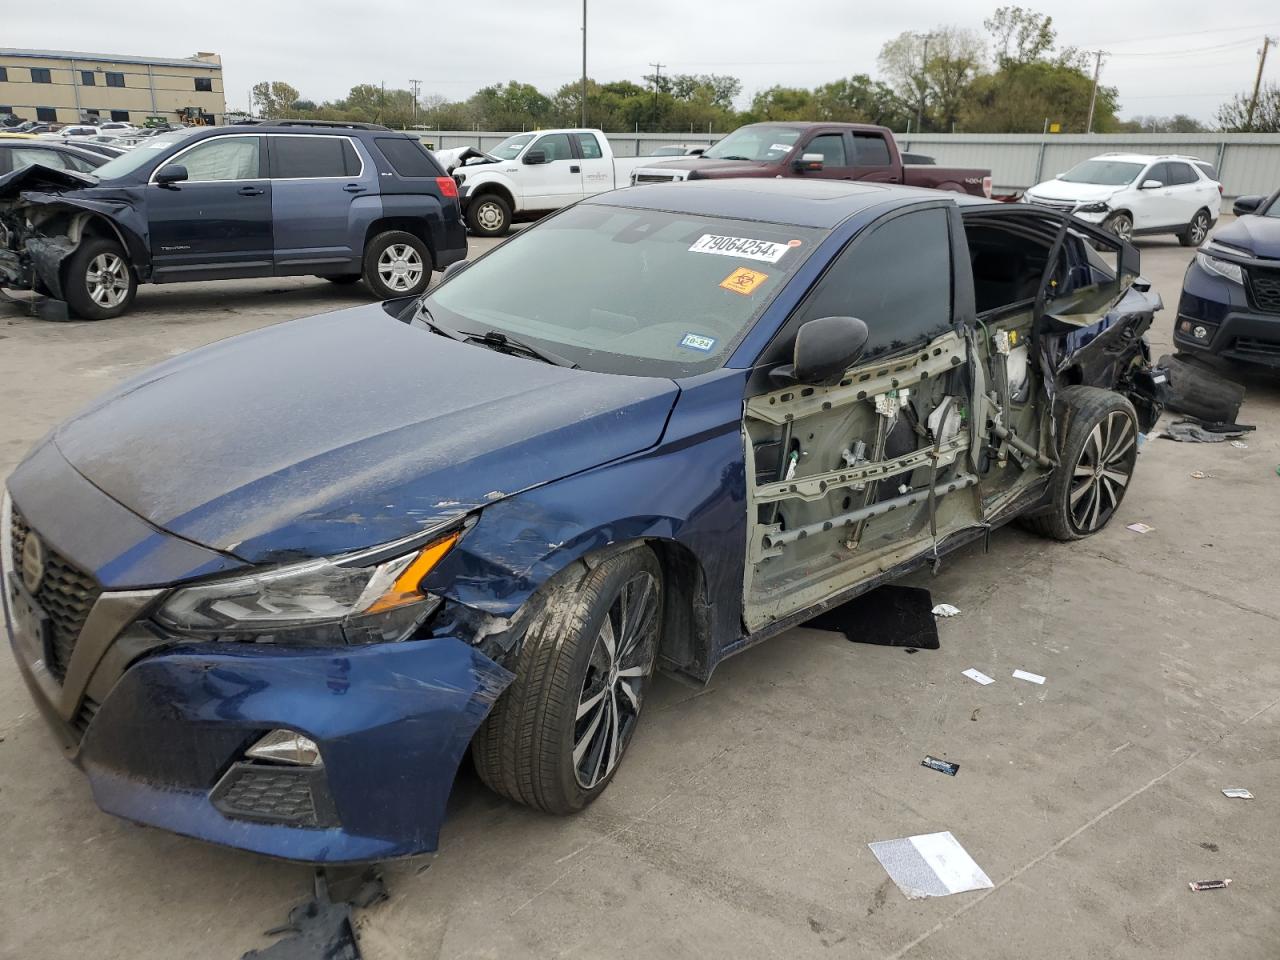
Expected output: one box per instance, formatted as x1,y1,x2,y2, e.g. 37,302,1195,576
1231,337,1280,360
634,172,680,183
1027,198,1078,213
1246,267,1280,315
9,507,102,682
71,695,100,736
211,763,337,828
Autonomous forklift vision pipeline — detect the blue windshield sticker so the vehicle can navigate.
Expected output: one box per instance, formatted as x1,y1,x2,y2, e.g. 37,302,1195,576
680,333,717,352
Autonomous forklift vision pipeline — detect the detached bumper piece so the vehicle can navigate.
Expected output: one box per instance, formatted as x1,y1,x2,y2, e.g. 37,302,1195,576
212,762,339,829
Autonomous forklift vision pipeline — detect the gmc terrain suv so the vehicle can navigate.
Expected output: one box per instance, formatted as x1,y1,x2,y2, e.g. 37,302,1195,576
0,120,467,319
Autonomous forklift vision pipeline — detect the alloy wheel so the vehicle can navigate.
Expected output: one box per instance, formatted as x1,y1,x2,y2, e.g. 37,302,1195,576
572,571,659,790
1068,410,1137,533
85,253,130,308
376,244,424,292
475,201,504,232
1190,212,1209,245
1108,215,1133,242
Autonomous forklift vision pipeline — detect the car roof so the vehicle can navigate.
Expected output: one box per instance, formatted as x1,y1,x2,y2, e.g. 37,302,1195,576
1088,152,1206,164
593,178,994,228
188,123,413,139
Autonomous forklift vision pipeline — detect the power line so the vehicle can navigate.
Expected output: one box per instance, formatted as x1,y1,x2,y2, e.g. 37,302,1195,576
1095,21,1280,47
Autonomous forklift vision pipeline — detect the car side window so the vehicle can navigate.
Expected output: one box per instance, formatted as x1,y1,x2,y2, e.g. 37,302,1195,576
269,136,351,179
1143,162,1168,186
790,208,952,362
58,151,98,173
852,133,892,166
10,147,71,172
573,133,603,159
1165,162,1196,186
806,134,847,166
175,137,260,181
531,133,573,162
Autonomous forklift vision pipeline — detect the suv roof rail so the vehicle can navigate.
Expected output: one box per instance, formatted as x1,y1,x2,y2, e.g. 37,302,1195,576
267,119,393,131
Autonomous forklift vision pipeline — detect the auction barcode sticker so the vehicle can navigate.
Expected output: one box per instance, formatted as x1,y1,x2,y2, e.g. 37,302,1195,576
689,234,791,264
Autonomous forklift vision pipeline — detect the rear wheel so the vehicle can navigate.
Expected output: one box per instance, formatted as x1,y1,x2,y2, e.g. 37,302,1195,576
361,231,431,299
1022,386,1139,541
1103,212,1133,242
1179,209,1211,247
63,237,136,320
466,193,511,237
472,547,663,814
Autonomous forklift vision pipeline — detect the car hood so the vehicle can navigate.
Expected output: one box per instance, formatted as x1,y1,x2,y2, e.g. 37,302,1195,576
0,162,98,199
52,304,681,564
635,157,769,177
1210,215,1280,260
1025,179,1121,204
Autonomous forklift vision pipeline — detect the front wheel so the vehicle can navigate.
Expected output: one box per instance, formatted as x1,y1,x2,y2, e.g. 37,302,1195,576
1022,386,1139,541
466,194,511,237
472,547,663,814
362,231,431,299
63,237,136,320
1103,212,1133,242
1179,209,1211,247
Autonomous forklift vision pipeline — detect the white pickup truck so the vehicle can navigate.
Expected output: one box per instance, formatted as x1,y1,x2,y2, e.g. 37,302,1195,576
437,129,662,236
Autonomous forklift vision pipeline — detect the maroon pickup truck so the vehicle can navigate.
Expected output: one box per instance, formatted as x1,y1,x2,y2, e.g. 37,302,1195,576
631,122,992,198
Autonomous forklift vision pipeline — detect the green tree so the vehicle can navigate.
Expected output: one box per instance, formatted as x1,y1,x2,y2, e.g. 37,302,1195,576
985,5,1054,65
812,75,910,127
467,81,552,130
745,86,815,122
878,27,985,131
251,80,301,117
1116,114,1209,133
1217,84,1280,133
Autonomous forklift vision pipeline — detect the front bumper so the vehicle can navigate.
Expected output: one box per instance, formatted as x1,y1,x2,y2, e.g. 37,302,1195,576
1174,259,1280,368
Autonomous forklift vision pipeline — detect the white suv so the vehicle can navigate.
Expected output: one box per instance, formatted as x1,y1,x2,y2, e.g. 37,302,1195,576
1023,153,1222,246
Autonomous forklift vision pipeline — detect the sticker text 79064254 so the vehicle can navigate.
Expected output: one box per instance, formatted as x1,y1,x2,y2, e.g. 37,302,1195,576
689,234,792,264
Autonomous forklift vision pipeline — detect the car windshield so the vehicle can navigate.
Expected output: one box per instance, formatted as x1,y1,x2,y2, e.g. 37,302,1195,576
1263,196,1280,218
490,133,534,161
423,204,825,376
1059,160,1144,186
702,126,801,162
90,128,198,179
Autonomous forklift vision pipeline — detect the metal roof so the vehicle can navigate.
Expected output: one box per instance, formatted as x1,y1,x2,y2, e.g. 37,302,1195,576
0,48,220,70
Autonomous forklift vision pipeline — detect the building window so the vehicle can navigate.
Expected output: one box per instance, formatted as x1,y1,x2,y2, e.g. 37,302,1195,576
110,110,129,122
36,107,57,122
85,109,101,118
80,70,96,86
105,72,125,88
31,68,53,84
0,67,8,82
194,77,213,92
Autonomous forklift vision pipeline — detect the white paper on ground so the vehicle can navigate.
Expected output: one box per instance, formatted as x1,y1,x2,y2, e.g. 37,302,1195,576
868,831,994,900
1012,669,1046,684
1222,788,1254,799
932,603,961,617
1126,522,1154,534
962,668,995,685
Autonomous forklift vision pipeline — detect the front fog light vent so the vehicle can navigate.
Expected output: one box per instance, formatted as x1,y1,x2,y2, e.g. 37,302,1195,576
246,729,323,767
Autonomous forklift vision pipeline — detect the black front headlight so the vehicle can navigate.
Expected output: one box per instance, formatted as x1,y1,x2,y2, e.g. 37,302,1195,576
1075,201,1109,213
154,527,464,646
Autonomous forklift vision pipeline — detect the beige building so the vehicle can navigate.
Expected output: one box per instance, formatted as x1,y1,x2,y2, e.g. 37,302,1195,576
0,48,225,126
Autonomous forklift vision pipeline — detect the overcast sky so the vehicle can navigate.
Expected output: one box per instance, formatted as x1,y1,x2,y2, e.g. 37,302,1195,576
9,1,1280,124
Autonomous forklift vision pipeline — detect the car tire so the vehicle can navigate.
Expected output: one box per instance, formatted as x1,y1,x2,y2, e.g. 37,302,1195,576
62,237,136,320
361,231,432,299
1179,209,1212,247
1103,212,1133,242
472,546,664,815
322,274,362,285
466,193,512,237
1021,386,1139,542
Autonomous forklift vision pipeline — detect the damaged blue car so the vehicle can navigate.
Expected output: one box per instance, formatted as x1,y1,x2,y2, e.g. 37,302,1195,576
3,179,1162,861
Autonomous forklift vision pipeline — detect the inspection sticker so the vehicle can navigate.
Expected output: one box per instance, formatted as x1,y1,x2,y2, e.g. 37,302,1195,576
680,333,717,352
720,266,769,296
690,234,791,263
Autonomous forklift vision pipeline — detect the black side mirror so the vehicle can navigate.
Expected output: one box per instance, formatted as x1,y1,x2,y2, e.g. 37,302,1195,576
155,164,188,186
524,150,547,165
776,316,870,385
1233,195,1263,216
794,152,825,172
442,260,470,281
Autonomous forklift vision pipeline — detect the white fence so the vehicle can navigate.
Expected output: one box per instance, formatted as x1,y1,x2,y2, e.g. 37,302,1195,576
410,129,1280,198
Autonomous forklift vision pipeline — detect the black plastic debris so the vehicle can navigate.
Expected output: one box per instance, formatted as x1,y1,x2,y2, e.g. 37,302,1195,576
1161,418,1255,443
1155,353,1246,424
806,584,940,650
922,756,959,776
1188,879,1232,892
242,868,387,960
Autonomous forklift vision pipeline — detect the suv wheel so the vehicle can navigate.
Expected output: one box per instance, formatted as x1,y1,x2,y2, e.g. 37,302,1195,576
1022,386,1139,541
472,546,663,814
63,238,136,320
1103,212,1133,242
362,231,431,299
1179,209,1211,247
466,194,511,237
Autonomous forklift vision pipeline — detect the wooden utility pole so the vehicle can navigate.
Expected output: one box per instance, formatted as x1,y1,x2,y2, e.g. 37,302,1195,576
1246,36,1274,131
916,33,932,134
1085,50,1105,133
581,0,588,127
649,62,665,132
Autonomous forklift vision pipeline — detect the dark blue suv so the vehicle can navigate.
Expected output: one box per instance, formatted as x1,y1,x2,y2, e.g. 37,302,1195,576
0,121,467,319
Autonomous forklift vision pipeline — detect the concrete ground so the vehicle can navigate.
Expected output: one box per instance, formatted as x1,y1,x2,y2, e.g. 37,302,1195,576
0,224,1277,960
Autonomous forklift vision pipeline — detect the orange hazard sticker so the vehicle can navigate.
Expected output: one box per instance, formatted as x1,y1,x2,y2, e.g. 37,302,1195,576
720,266,768,295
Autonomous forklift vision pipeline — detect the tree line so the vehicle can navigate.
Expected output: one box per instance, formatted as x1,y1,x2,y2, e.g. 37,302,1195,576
248,6,1277,134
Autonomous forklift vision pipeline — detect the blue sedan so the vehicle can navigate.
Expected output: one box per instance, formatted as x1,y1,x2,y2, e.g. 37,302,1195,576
3,179,1161,861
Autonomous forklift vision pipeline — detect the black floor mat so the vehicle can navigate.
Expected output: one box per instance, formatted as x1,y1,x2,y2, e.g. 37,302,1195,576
805,584,940,650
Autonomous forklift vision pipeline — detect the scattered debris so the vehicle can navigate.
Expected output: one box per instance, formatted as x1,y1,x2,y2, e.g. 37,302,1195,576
1155,353,1246,424
962,668,995,686
243,868,387,960
1222,788,1254,800
1188,879,1232,892
970,708,981,722
932,603,960,618
868,831,994,899
1231,440,1249,449
1190,471,1211,480
1126,522,1154,534
1200,842,1220,852
1162,419,1254,443
807,584,939,650
922,756,959,776
1012,669,1046,685
904,647,918,654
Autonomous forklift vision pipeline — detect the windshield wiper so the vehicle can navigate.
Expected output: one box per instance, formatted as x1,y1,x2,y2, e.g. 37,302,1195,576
415,302,464,340
714,155,753,161
456,329,578,368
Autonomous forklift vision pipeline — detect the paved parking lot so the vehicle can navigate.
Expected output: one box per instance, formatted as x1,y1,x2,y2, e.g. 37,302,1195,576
1,225,1277,960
